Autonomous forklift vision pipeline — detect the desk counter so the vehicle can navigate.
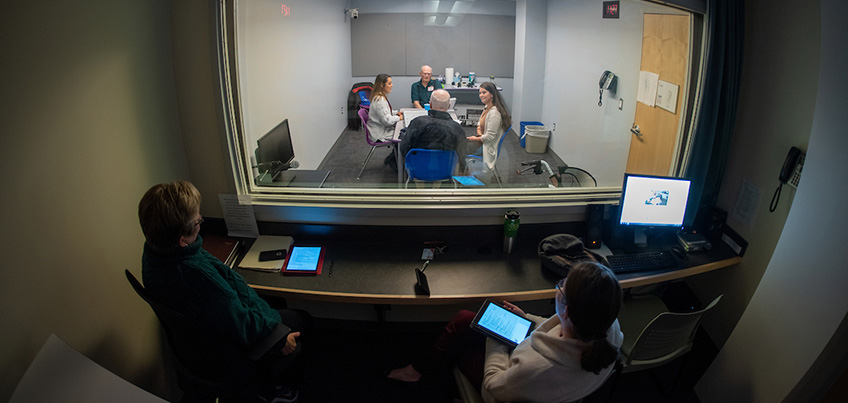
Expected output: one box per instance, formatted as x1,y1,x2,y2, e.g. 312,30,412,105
237,238,740,305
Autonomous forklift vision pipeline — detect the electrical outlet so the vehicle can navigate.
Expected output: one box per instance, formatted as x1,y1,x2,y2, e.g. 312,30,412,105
340,106,344,115
552,123,556,131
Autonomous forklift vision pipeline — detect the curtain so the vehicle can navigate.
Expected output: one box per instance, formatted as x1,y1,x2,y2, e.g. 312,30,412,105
684,0,745,227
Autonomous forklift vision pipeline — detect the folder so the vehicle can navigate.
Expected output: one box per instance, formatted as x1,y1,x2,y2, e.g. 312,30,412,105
238,235,294,272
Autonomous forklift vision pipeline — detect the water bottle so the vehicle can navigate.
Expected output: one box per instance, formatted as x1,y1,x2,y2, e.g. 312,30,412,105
503,210,520,253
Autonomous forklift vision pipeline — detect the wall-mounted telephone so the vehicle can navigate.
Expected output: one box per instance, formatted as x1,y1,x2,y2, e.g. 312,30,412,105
770,146,806,212
598,70,617,106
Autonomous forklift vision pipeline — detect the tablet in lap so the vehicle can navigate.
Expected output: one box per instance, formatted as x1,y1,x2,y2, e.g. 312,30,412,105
471,300,535,348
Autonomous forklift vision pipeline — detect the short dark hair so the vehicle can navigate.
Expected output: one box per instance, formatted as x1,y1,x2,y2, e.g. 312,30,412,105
561,261,623,373
138,181,201,252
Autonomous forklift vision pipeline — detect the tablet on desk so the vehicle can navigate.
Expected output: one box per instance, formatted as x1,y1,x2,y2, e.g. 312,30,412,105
471,300,535,348
281,245,324,275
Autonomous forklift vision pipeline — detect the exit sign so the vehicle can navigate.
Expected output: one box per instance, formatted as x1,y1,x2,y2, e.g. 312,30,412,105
603,1,620,19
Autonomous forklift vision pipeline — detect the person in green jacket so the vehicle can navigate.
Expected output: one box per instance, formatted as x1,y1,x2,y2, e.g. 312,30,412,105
138,181,308,400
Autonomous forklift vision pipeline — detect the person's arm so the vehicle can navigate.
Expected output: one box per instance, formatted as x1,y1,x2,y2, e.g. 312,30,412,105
482,338,538,403
372,98,400,127
188,260,281,347
411,83,424,108
481,108,502,145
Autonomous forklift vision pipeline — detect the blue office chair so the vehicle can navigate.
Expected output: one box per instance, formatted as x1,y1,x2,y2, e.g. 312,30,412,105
404,148,458,188
357,107,397,180
467,126,512,187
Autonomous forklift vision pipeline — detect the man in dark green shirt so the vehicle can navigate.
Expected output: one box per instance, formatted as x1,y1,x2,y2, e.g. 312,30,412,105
411,65,444,108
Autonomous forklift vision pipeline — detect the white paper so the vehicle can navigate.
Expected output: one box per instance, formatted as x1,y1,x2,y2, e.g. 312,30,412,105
637,71,660,107
656,80,680,114
218,194,259,238
730,178,760,230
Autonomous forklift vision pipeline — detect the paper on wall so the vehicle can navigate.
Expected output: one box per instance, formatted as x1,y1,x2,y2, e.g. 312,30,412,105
637,71,660,107
656,80,680,114
218,194,259,238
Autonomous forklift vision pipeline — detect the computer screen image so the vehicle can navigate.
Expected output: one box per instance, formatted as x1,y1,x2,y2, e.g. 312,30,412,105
256,118,295,166
619,174,691,228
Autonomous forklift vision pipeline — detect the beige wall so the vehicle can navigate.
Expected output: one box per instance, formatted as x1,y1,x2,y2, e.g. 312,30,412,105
695,0,848,399
0,0,192,400
685,0,820,347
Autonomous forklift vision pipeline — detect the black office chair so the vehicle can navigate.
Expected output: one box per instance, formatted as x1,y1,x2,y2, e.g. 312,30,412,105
125,270,290,403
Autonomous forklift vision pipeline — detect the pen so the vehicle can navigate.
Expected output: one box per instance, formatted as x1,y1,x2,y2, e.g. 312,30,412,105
421,260,430,273
328,260,334,277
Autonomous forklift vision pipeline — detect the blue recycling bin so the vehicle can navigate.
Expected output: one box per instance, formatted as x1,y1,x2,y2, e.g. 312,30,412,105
520,121,543,148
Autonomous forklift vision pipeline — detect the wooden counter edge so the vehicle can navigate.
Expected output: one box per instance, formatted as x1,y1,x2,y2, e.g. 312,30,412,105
250,256,742,305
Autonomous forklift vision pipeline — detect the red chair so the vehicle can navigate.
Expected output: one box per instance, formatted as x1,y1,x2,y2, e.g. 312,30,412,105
357,108,397,180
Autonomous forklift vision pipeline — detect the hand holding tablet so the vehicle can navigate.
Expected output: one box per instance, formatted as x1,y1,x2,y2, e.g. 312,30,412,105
471,299,535,348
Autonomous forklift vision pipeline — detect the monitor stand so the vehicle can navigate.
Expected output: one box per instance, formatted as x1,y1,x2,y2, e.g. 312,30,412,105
633,228,648,247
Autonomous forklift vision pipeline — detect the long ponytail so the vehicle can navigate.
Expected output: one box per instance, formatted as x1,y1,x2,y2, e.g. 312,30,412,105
562,262,623,374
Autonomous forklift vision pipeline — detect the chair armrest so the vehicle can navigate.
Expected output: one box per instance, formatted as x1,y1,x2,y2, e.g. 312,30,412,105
248,322,292,360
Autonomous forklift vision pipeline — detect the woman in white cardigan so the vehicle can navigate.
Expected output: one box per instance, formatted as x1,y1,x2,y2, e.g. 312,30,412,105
387,262,623,403
467,81,511,170
366,73,403,142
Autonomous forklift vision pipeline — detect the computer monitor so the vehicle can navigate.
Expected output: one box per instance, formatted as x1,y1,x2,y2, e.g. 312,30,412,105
618,173,691,246
256,118,295,167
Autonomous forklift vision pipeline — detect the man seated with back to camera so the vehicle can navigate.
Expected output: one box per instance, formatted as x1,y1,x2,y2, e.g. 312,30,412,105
400,88,469,174
138,180,311,402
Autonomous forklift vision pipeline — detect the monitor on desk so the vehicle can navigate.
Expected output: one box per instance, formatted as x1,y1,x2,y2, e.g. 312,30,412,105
255,118,295,181
618,173,691,246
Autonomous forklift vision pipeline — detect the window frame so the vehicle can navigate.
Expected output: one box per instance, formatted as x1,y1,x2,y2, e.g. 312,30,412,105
214,0,705,224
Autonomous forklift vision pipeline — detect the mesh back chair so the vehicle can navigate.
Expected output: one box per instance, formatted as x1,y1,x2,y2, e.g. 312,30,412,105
357,108,397,180
126,270,289,403
467,126,511,187
404,148,458,188
615,293,723,395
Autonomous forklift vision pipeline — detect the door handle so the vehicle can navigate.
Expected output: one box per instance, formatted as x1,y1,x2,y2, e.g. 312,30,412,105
630,124,642,137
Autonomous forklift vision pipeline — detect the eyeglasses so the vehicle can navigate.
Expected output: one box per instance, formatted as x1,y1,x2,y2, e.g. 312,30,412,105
555,278,567,305
194,217,204,227
555,278,566,292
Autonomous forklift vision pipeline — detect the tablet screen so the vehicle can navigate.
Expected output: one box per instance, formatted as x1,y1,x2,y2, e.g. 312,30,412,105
282,246,323,275
472,300,534,347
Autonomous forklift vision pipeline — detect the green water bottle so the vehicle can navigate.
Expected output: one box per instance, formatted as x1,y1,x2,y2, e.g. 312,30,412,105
503,210,520,253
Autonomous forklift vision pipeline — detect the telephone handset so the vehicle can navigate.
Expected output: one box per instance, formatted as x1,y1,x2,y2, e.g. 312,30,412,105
770,146,805,212
779,146,804,186
598,71,617,106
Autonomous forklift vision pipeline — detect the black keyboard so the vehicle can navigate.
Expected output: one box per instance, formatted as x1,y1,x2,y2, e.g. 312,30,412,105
606,251,677,274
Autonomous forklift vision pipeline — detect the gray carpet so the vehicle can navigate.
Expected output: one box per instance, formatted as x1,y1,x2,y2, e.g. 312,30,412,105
316,125,596,189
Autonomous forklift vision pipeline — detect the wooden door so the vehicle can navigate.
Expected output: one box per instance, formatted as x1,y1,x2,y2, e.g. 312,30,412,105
625,14,690,175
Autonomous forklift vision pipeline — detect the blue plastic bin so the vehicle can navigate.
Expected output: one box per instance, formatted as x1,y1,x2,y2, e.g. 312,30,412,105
520,121,543,148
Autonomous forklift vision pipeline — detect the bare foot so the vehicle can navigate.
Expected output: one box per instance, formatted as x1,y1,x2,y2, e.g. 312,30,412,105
386,364,422,382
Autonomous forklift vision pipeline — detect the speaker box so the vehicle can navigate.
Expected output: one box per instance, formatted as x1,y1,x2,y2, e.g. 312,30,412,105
604,204,626,250
585,204,604,249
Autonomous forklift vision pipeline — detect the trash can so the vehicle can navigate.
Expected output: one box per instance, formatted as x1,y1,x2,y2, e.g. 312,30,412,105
525,126,550,154
520,121,543,148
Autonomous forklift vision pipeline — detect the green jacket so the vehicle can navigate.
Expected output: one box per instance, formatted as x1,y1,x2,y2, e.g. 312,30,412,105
142,235,281,348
